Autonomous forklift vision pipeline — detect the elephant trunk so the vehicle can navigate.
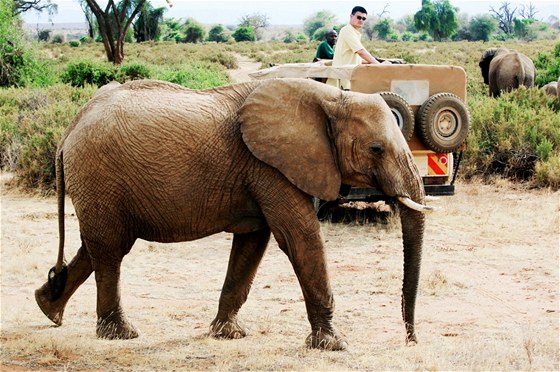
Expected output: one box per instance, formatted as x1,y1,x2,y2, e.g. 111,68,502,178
397,157,426,344
399,205,424,344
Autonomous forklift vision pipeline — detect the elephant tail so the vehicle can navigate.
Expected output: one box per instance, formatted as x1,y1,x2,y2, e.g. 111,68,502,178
49,150,68,301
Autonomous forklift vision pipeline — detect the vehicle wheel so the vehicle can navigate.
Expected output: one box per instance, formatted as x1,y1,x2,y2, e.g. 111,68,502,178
416,93,470,153
379,92,415,141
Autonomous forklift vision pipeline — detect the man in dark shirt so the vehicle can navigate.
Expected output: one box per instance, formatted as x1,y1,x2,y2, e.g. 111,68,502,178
314,29,338,61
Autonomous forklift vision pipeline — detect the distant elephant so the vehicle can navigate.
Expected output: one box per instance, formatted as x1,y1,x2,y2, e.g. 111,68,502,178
543,81,558,97
479,48,536,97
35,79,432,350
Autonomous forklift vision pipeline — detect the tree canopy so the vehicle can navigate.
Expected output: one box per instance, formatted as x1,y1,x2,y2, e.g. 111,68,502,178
414,0,459,41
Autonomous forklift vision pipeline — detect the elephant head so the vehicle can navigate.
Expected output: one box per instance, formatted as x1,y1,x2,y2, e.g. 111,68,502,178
240,79,426,205
240,79,428,343
479,48,536,97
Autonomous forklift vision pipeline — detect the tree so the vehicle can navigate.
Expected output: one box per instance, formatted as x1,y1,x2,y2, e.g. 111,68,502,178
519,3,538,19
208,24,231,43
238,12,269,40
78,0,96,39
181,18,206,43
81,0,167,64
414,0,459,41
303,10,337,39
469,15,498,41
133,2,166,42
232,26,256,42
373,18,395,40
489,2,517,35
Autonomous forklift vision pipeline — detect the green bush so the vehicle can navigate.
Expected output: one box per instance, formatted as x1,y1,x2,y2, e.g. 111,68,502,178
463,87,560,187
61,60,118,87
51,34,65,44
120,62,152,80
0,84,97,189
233,27,256,42
68,40,80,48
0,3,56,87
534,42,560,87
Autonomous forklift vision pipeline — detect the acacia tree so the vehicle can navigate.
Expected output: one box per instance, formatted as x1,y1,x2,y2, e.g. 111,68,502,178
84,0,143,64
414,0,458,41
238,12,269,40
82,0,170,64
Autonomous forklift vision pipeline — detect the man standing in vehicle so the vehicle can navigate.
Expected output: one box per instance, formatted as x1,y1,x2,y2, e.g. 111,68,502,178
327,6,385,89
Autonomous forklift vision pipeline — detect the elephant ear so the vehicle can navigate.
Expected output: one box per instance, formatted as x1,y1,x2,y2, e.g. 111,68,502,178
239,79,341,201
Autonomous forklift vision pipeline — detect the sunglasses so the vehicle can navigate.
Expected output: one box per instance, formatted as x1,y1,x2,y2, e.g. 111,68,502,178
356,15,367,21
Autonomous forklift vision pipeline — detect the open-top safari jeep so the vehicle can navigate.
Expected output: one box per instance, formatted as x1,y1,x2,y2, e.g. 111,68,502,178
250,61,470,211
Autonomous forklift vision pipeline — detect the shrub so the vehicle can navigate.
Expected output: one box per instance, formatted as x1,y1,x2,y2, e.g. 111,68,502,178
534,42,560,87
61,60,117,87
208,24,231,43
0,84,97,189
0,9,56,88
120,62,152,80
68,40,80,48
463,87,560,188
51,34,65,44
233,27,256,42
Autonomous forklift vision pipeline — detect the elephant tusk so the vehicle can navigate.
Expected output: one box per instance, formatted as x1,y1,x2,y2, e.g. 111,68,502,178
397,196,435,213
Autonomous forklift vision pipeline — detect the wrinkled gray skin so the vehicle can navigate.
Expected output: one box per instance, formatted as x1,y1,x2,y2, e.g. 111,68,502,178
35,78,427,350
479,48,536,97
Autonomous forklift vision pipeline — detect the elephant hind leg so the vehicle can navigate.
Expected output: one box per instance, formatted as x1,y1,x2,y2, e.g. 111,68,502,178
93,256,139,340
35,244,93,326
210,228,271,339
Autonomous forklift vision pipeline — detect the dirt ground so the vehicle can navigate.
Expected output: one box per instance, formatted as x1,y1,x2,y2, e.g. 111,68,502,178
1,172,558,370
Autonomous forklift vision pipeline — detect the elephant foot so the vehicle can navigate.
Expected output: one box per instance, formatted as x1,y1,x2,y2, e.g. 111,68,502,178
35,283,65,326
406,334,418,346
209,317,248,339
96,309,139,340
306,329,348,351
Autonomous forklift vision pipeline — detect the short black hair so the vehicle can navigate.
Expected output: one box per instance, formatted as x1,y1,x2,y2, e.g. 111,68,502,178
351,6,367,15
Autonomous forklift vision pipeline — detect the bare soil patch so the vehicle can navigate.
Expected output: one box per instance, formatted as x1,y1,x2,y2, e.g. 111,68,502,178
1,172,558,370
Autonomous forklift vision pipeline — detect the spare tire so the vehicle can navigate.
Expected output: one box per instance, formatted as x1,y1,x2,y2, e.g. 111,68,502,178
379,92,415,141
416,93,470,153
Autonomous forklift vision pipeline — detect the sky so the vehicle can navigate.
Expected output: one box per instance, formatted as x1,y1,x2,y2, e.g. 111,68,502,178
22,0,560,26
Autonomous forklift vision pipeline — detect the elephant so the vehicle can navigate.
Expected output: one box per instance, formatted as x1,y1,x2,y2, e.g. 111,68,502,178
479,48,536,97
543,81,557,97
35,78,432,350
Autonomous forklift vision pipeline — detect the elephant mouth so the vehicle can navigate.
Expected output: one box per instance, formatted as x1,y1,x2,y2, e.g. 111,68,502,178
397,196,434,213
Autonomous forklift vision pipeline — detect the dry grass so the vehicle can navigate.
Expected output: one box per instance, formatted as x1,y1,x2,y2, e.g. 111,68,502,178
1,173,558,370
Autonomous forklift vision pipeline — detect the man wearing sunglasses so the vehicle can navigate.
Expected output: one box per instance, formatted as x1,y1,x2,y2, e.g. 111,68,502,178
327,6,384,89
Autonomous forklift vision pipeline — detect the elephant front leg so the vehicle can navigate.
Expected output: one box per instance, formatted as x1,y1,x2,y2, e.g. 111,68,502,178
276,229,347,351
94,261,139,340
210,228,270,339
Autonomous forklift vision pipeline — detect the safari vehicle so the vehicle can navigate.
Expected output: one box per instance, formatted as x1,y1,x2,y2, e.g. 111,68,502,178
249,61,470,206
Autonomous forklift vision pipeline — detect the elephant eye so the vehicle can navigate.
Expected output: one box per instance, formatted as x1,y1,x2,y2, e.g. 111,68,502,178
370,143,384,155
